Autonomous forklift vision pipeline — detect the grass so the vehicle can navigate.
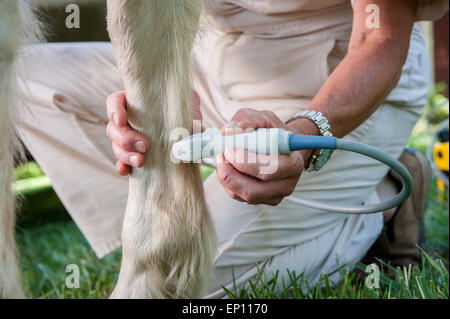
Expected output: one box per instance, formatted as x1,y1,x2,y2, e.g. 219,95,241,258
17,222,121,298
223,252,448,299
13,105,449,299
407,101,449,257
423,184,449,256
14,163,449,299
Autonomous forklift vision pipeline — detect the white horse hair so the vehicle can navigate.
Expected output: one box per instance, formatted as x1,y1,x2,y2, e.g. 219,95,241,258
107,0,216,298
0,0,45,298
0,0,216,299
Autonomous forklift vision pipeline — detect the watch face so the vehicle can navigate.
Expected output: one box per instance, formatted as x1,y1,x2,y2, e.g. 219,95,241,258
315,149,334,170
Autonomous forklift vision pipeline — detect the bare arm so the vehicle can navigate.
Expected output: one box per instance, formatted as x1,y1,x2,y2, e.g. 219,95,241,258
213,0,420,205
287,0,419,138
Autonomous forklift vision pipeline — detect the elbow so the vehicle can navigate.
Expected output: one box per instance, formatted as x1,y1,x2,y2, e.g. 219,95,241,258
348,31,412,92
349,31,411,73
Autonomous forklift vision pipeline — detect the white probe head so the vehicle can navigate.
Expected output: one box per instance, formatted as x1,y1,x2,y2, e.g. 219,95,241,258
172,129,222,162
172,128,292,162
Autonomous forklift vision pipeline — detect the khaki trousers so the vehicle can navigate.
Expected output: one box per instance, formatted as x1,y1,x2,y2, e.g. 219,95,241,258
17,23,430,297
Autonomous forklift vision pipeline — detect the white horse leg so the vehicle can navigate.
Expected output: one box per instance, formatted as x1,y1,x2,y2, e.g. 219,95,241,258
0,0,43,299
107,0,216,298
0,0,22,298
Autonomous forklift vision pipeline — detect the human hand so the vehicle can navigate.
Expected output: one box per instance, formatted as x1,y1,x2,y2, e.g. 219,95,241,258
106,90,202,176
216,108,317,206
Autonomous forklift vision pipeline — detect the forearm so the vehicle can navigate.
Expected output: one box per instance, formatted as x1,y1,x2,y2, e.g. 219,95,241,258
286,39,411,165
287,0,417,139
306,37,411,138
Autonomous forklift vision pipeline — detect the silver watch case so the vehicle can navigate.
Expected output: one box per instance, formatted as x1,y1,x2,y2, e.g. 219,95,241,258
286,110,334,171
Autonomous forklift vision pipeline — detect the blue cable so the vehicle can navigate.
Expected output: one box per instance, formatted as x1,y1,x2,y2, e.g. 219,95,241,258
172,129,413,214
285,134,413,214
289,134,337,151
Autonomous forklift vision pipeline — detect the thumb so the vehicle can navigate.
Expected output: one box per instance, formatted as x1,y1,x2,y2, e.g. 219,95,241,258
191,90,202,121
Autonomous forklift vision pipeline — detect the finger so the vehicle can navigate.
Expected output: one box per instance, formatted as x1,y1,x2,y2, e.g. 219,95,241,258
216,154,295,204
216,154,245,192
223,148,303,181
106,91,128,127
222,108,276,135
191,90,206,132
265,197,284,206
216,156,255,202
234,111,279,132
106,121,149,153
223,186,245,202
191,90,202,121
112,143,145,168
115,161,131,176
260,110,285,127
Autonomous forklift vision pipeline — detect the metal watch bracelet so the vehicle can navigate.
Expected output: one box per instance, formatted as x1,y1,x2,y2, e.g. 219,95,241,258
285,110,334,172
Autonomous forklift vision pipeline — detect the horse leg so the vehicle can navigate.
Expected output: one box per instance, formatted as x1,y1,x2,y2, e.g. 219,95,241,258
0,0,43,298
107,0,216,298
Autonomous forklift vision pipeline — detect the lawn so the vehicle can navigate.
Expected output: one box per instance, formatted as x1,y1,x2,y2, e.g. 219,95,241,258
13,99,449,299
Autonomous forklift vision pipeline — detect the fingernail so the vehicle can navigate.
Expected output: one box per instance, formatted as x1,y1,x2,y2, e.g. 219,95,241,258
130,155,139,167
224,148,233,159
224,121,238,128
134,141,147,153
215,154,224,164
113,113,119,125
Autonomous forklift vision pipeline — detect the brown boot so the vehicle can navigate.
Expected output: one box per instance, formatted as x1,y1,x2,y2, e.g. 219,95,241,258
363,148,432,268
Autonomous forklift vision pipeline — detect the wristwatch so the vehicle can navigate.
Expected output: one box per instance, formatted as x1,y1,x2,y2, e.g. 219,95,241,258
285,110,334,171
